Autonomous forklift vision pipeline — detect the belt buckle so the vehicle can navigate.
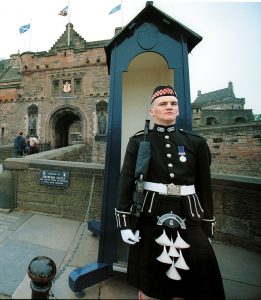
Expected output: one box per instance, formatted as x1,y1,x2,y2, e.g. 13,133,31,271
166,183,180,196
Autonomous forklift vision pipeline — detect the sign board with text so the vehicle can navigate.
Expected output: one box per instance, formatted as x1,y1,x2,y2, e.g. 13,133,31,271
39,170,69,187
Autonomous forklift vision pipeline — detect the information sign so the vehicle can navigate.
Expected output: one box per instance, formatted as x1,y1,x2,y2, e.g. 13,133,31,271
40,170,69,187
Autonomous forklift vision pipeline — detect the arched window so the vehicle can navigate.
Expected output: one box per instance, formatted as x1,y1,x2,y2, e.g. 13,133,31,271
235,117,246,123
206,117,218,125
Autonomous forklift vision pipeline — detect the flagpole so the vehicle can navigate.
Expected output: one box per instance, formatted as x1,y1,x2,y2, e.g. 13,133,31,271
29,19,32,51
19,51,22,74
67,1,70,47
121,0,123,28
24,35,26,53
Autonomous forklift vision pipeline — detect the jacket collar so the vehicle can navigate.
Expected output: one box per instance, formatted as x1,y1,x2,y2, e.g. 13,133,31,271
153,124,176,133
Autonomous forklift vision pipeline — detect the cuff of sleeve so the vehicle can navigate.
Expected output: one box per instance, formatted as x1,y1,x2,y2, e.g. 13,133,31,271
115,209,132,230
202,217,216,238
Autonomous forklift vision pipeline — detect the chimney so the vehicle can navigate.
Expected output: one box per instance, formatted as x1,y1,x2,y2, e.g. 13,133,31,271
146,1,153,6
197,90,202,97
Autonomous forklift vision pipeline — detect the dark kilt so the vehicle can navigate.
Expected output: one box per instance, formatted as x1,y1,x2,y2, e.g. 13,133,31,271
127,194,225,300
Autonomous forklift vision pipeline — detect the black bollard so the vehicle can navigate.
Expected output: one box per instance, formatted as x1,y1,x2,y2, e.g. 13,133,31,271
28,256,57,299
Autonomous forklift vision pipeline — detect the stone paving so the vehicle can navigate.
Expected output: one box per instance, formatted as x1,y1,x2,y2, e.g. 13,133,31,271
0,210,84,299
0,210,261,299
0,210,32,298
0,210,32,241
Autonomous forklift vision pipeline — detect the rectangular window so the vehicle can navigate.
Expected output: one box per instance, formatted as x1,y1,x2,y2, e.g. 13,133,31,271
74,79,81,94
53,80,60,95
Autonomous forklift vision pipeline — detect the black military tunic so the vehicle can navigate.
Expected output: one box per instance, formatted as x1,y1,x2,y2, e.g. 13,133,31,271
115,124,225,300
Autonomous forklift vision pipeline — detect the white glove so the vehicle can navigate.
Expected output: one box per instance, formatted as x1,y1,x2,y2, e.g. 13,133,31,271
120,229,141,245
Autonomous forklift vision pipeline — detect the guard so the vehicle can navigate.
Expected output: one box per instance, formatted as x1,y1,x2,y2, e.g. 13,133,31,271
115,86,225,299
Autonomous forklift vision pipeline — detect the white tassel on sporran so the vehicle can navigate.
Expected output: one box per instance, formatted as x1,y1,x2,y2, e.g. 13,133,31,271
166,261,181,280
173,231,190,249
168,238,180,257
156,245,173,264
175,249,190,270
155,229,172,246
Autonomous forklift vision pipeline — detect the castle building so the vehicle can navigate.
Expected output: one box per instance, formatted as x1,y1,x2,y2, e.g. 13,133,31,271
191,81,254,128
0,23,110,160
0,22,255,159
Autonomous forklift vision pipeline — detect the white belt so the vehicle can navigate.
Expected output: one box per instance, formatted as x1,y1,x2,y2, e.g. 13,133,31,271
143,181,195,196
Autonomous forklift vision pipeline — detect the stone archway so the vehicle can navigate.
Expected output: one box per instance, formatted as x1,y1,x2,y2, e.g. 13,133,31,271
45,105,88,149
235,117,246,123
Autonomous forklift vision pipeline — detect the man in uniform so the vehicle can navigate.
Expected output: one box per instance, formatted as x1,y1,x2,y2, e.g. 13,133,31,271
115,86,225,299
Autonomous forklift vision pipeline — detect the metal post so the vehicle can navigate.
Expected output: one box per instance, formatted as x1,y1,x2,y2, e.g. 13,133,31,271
28,256,56,299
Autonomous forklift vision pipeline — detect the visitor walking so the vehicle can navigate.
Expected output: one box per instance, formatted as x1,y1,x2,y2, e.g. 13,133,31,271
13,131,27,157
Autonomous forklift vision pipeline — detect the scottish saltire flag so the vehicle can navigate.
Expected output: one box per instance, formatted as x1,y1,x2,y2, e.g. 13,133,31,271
109,4,121,15
19,23,30,34
59,5,68,16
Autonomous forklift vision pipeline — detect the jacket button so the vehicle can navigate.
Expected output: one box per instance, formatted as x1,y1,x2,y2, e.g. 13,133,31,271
165,135,169,139
166,144,170,148
168,163,173,167
170,173,175,178
167,153,172,158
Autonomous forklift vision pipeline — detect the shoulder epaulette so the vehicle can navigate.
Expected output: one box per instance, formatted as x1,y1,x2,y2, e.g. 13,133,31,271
133,130,144,137
132,129,152,137
179,128,204,139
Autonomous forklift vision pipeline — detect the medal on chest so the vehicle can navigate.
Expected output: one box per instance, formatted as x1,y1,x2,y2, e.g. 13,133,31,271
178,145,186,162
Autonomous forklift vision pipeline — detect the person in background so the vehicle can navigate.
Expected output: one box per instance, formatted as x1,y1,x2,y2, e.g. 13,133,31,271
115,86,225,300
13,131,27,157
27,137,39,155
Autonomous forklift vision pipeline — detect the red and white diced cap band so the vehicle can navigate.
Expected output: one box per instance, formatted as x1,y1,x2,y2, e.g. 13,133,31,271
151,85,178,103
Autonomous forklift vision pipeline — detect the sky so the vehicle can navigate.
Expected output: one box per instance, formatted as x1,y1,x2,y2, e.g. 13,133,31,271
0,0,260,114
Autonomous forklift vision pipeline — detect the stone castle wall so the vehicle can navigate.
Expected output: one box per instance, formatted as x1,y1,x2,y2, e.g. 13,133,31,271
1,150,260,252
1,121,261,176
192,108,254,128
212,174,261,253
0,47,109,154
1,145,104,220
195,121,261,177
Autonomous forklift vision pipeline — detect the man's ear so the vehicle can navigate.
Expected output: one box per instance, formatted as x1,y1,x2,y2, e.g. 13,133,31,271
149,108,154,117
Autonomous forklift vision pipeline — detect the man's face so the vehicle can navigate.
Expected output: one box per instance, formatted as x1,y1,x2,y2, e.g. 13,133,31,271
149,96,179,125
